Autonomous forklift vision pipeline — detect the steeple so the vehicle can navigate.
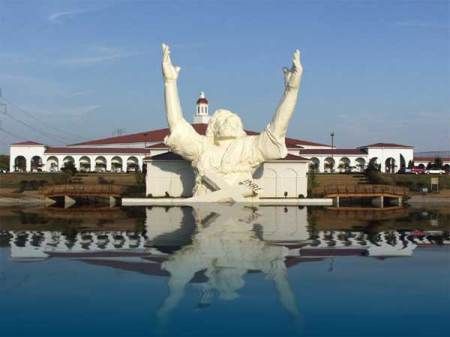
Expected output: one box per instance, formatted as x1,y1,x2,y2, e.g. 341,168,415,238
193,91,210,124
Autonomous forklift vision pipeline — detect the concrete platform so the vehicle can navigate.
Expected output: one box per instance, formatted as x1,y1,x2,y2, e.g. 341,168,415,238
121,197,333,207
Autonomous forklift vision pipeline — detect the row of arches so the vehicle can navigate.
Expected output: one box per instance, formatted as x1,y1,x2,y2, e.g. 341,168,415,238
308,157,367,173
307,156,405,174
13,156,43,172
14,155,141,173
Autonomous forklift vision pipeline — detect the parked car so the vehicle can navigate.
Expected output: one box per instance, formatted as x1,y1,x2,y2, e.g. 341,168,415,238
425,168,446,174
397,168,412,174
411,167,425,174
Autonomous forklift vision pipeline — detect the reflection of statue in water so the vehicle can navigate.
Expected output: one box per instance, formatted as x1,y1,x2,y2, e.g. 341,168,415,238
157,206,299,322
162,44,303,201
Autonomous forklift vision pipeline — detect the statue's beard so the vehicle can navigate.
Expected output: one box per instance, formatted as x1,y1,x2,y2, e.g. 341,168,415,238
214,123,243,140
215,135,237,141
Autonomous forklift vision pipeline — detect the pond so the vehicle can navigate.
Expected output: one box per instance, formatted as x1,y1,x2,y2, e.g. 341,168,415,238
0,205,448,337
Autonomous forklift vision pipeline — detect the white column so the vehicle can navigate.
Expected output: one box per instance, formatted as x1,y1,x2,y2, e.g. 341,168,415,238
9,156,14,172
74,156,80,171
122,156,127,172
90,156,95,172
106,156,112,172
25,157,31,172
319,158,325,173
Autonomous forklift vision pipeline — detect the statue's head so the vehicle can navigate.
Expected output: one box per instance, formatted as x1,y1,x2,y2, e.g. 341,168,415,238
206,109,246,141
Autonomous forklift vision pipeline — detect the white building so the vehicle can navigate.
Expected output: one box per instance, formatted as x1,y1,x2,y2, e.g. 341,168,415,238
9,92,424,184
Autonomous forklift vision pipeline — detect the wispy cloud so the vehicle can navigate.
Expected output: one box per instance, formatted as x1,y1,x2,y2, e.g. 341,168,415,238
65,90,93,98
47,2,117,24
48,9,89,24
0,74,66,97
59,46,142,66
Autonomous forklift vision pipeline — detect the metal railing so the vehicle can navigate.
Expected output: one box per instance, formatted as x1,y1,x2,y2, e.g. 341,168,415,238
41,184,123,197
312,184,409,197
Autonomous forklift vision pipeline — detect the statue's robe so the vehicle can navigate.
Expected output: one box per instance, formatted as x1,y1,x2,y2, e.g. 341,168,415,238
165,120,287,195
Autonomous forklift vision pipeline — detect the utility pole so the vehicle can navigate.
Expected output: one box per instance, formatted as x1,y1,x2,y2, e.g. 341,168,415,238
330,131,335,173
112,128,125,137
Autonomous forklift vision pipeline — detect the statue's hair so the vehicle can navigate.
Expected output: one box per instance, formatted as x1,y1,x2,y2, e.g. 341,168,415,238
205,109,246,140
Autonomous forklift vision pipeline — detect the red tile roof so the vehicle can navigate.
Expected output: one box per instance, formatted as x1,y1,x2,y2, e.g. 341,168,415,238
45,147,149,154
149,152,309,161
299,148,366,155
69,123,329,148
69,124,208,146
146,142,167,148
11,141,43,146
281,154,310,161
284,137,328,148
149,152,184,160
414,156,450,162
361,143,413,149
196,98,208,104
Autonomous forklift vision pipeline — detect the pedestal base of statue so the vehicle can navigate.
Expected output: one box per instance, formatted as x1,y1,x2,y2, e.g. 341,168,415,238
121,197,333,207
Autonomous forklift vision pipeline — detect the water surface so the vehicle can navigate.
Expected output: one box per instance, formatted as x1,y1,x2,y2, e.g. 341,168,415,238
0,205,448,337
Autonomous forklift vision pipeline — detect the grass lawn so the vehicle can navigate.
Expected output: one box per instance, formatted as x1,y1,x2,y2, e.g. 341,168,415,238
368,172,450,191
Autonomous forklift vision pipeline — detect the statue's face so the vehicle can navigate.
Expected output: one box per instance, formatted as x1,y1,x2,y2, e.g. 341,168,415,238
213,111,245,140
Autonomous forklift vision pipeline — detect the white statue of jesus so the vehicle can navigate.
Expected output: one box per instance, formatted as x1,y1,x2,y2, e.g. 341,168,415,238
162,44,303,198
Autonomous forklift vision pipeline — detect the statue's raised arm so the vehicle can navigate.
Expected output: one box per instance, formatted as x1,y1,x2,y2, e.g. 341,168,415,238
162,43,185,130
268,50,303,139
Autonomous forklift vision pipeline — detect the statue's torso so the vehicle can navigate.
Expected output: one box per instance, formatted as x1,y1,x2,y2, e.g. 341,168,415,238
193,139,256,195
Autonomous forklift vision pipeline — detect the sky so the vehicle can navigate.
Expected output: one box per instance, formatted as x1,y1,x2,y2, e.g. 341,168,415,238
0,0,448,153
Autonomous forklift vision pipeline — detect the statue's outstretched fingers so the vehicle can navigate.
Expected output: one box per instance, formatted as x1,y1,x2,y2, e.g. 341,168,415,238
162,43,172,63
292,50,299,65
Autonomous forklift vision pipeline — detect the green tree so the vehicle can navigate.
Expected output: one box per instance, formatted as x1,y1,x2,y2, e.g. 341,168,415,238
434,157,443,169
61,161,77,175
0,155,9,171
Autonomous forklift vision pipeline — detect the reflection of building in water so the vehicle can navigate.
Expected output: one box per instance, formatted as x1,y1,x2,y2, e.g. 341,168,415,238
3,206,448,263
2,206,449,319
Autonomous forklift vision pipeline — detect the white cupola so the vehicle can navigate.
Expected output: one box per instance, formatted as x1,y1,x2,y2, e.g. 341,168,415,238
193,91,210,124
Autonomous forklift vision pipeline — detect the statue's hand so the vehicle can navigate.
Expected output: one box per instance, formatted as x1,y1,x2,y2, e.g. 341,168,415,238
162,43,181,81
283,49,303,90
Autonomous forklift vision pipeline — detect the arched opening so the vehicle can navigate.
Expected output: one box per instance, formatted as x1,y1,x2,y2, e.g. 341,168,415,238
111,156,123,173
324,157,335,173
126,156,139,172
385,157,396,174
418,163,425,169
443,164,450,173
338,157,351,173
62,156,76,173
14,156,26,172
400,154,406,170
30,156,43,172
309,157,320,172
355,157,366,172
367,157,380,172
79,156,91,172
47,156,59,172
63,156,75,165
95,156,107,172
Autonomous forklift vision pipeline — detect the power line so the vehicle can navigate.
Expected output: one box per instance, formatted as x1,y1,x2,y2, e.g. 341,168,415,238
0,100,70,143
1,96,84,141
0,127,22,140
